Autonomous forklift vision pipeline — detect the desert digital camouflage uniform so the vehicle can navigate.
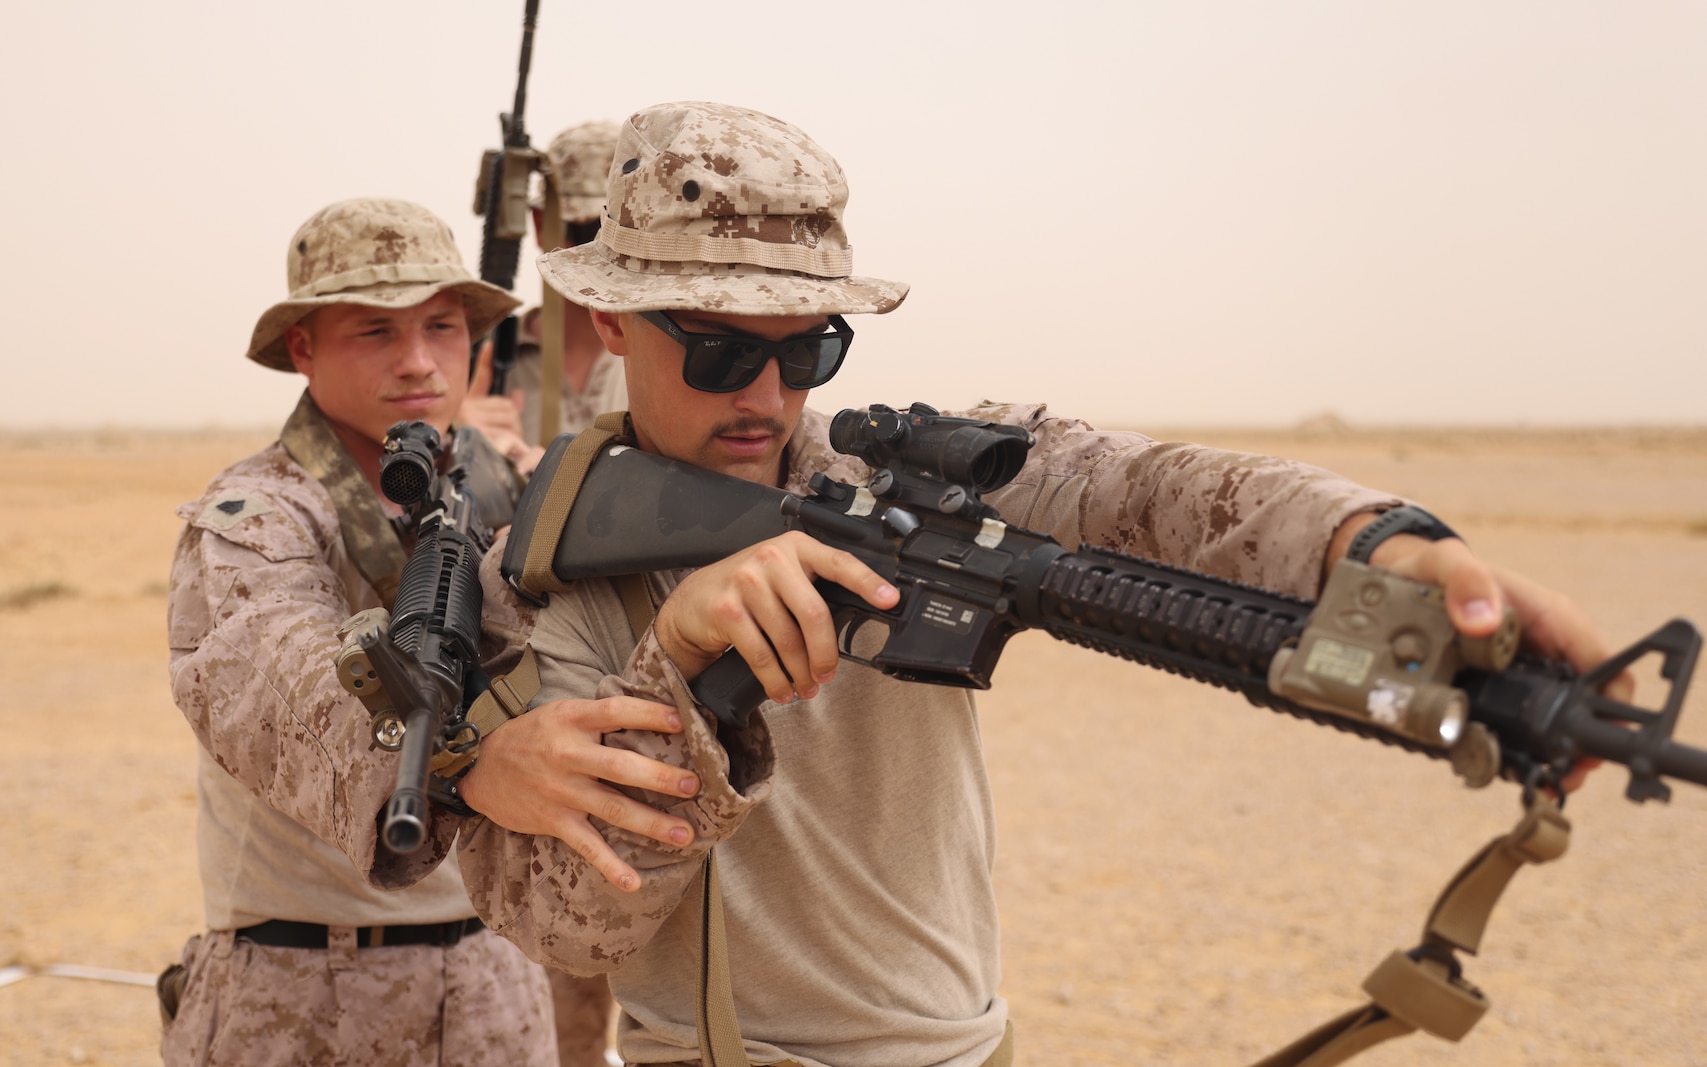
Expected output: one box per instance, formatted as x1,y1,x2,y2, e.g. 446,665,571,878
163,199,555,1066
346,103,1405,1066
450,401,1402,1067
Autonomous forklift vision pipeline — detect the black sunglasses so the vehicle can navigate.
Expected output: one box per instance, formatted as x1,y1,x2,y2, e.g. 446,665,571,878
638,311,854,393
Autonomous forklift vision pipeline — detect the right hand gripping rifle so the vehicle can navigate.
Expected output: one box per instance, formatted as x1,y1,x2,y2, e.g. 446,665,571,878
503,402,1706,804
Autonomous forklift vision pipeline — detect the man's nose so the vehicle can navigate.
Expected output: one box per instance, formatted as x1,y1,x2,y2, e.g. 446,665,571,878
393,328,438,377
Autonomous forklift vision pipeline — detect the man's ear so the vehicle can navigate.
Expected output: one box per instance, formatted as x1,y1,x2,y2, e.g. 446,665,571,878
588,309,631,356
283,323,314,378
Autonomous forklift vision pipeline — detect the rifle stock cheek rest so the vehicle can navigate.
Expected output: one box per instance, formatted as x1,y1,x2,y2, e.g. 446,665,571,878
501,423,793,603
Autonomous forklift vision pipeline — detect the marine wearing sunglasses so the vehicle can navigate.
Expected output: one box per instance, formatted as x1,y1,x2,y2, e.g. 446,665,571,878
638,311,854,393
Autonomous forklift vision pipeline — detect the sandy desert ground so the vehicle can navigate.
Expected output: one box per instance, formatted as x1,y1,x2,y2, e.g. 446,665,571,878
1,422,1703,1067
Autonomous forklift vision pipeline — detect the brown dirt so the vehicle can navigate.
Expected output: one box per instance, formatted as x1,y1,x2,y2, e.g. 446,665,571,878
1,426,1704,1066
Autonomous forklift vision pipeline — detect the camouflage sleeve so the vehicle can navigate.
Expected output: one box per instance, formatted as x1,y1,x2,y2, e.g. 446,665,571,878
167,483,454,890
474,526,540,677
458,566,775,975
971,401,1403,600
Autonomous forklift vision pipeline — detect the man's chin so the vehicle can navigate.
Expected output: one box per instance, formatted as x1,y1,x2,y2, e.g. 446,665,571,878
697,445,783,485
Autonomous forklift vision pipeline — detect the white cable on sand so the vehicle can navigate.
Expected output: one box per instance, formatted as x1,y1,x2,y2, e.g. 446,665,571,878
0,963,158,989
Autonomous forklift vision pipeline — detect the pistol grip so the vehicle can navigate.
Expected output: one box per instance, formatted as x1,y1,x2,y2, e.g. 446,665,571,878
691,650,769,731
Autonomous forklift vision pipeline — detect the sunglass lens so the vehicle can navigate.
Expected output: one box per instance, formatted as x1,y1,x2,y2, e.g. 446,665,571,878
723,343,771,389
778,338,845,389
685,340,768,392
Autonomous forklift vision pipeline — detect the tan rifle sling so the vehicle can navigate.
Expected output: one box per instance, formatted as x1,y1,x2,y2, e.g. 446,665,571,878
536,172,566,447
278,391,409,610
442,410,636,777
679,743,1561,1067
430,645,542,777
587,534,748,1066
1252,792,1571,1067
518,410,634,599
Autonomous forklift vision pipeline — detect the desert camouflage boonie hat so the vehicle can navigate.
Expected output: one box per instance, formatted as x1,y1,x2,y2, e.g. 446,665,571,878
531,119,621,225
538,101,909,317
245,198,521,372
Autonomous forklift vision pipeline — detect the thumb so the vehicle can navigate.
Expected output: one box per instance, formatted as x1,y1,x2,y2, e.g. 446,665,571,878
469,338,494,395
1440,555,1504,638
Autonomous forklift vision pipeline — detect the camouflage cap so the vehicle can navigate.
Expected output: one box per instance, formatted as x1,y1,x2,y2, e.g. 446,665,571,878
531,119,621,225
538,101,909,317
245,198,521,372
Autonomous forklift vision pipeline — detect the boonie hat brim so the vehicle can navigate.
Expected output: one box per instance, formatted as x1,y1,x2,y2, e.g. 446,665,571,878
245,278,521,372
540,242,908,317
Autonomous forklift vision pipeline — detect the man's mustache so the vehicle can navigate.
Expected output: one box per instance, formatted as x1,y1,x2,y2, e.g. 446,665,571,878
711,418,787,438
380,385,447,402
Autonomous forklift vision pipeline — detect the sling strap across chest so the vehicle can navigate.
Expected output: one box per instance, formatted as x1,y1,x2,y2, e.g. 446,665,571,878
278,391,410,610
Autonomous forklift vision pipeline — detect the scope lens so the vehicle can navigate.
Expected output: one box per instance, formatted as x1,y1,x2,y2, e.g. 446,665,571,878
381,453,433,505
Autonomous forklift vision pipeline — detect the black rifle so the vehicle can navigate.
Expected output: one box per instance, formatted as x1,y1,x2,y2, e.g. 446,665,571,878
471,0,541,394
503,402,1706,804
339,422,494,853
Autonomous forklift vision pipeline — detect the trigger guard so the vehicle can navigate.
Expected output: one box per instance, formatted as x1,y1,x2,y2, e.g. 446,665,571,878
834,609,895,667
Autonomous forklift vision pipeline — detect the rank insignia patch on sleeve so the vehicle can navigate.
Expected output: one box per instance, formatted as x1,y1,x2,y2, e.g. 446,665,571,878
198,489,274,531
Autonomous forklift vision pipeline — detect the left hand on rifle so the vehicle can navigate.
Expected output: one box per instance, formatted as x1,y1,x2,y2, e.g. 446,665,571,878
457,693,702,892
1334,525,1636,791
654,531,900,705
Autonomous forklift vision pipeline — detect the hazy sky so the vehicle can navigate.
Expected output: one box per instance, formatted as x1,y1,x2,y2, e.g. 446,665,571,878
4,0,1702,430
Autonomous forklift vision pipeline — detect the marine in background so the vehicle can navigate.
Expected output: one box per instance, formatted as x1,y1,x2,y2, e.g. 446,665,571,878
462,120,628,474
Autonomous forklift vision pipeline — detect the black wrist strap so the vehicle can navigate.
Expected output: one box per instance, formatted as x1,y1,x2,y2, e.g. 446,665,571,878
1346,505,1461,565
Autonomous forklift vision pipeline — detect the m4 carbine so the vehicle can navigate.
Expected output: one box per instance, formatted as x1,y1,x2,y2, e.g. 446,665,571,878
503,402,1706,804
335,422,493,854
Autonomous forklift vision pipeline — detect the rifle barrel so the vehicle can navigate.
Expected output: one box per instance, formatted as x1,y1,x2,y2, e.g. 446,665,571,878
509,0,540,143
382,703,436,853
